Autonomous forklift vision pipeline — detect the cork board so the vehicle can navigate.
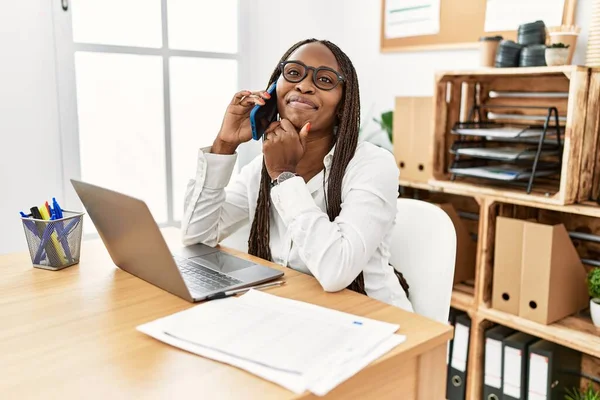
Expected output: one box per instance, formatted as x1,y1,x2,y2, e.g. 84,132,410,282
380,0,577,53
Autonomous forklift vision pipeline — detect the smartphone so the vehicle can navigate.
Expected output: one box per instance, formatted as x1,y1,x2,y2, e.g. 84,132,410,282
250,82,278,141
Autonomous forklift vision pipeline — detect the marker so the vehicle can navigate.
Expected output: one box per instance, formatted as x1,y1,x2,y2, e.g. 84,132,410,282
44,201,52,219
52,197,64,219
30,206,43,220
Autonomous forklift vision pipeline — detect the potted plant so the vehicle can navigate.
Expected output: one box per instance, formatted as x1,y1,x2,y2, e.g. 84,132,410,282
565,384,600,400
587,268,600,327
545,42,571,66
373,110,393,144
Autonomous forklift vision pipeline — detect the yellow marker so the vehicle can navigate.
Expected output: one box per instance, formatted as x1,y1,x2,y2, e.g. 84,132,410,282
39,204,67,265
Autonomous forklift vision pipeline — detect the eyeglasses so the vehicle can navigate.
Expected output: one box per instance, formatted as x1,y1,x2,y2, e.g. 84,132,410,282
280,60,345,91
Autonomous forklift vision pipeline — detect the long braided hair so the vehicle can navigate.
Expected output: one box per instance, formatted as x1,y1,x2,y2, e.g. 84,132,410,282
247,39,406,296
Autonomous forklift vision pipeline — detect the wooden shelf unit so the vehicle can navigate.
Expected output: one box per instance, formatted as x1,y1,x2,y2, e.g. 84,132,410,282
397,186,600,399
431,66,600,206
395,66,600,399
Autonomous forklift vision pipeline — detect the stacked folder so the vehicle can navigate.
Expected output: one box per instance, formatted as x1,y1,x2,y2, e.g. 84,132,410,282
483,325,515,400
447,310,470,400
481,324,582,400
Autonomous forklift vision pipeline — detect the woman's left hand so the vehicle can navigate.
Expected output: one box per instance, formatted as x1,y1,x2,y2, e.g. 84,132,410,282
263,119,311,180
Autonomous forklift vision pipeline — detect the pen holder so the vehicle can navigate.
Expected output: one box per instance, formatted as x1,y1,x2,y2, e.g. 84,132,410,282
21,211,85,271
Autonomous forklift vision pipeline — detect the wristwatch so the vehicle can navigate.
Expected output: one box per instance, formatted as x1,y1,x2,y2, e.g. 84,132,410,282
271,171,297,187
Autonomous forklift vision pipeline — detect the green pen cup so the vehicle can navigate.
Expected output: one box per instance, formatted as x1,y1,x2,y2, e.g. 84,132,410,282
21,211,85,271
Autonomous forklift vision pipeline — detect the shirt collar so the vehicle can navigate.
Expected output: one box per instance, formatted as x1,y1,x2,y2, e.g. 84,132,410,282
323,144,335,168
305,145,336,195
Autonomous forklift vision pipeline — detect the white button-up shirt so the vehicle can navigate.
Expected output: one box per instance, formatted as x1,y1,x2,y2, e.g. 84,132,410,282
181,141,413,312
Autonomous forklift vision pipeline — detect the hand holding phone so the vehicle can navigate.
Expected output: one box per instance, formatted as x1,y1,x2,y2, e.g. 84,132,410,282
213,88,273,154
250,82,278,141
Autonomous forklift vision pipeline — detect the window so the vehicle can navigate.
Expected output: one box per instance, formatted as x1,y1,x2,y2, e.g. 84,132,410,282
60,0,239,232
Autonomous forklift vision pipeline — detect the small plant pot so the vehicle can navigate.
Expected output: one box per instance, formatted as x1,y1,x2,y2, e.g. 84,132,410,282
591,298,600,327
548,32,578,64
545,48,570,66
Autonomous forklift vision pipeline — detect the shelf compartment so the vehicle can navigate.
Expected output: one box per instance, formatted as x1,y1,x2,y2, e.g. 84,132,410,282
476,200,600,358
398,187,480,297
450,103,563,195
432,67,600,205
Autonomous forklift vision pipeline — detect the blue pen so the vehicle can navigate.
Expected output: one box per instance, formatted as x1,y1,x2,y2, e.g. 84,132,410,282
34,224,56,264
51,197,73,263
21,212,46,259
20,212,40,237
53,198,63,219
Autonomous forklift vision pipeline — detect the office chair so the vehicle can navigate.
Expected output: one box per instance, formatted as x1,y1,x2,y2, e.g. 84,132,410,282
390,198,457,324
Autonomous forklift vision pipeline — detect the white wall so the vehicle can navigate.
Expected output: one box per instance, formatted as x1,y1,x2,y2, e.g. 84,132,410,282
238,0,592,163
0,1,63,254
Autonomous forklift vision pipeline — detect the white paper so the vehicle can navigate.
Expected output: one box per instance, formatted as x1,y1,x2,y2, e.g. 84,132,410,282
451,323,469,372
503,347,523,398
484,338,502,389
385,0,440,39
528,353,549,399
453,127,544,138
455,147,557,161
449,165,557,181
308,334,406,396
137,290,406,396
484,0,564,32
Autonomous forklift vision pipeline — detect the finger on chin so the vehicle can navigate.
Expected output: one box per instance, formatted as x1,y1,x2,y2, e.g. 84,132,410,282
279,118,295,132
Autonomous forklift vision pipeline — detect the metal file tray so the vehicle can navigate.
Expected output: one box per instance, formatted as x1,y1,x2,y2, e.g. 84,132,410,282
451,146,560,162
449,164,560,182
451,122,563,139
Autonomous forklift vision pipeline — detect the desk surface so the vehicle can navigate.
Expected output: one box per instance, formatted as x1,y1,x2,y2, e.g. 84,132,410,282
0,228,452,399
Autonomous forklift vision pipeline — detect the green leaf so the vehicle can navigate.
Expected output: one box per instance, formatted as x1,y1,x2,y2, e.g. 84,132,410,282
587,268,600,298
373,110,394,143
548,42,570,48
567,384,600,400
565,386,582,400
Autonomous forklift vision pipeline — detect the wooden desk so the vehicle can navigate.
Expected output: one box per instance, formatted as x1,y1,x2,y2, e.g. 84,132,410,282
0,229,452,399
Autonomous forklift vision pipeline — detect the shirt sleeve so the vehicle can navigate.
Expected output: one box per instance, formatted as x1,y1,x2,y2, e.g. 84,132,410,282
270,150,399,292
181,146,257,247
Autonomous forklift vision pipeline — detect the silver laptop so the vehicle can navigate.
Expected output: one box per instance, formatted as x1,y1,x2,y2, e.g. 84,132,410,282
71,179,283,302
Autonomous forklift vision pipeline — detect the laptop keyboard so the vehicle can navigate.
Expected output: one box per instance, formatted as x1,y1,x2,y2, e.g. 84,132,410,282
175,257,243,293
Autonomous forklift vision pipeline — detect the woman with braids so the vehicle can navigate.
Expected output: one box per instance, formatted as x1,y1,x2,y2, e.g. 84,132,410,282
181,39,413,312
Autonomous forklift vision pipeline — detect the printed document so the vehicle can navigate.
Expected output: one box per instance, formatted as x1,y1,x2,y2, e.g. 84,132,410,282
137,290,406,396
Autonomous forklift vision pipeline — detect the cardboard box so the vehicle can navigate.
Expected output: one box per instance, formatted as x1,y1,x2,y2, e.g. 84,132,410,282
493,217,588,324
393,97,434,183
519,222,588,324
492,217,525,315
